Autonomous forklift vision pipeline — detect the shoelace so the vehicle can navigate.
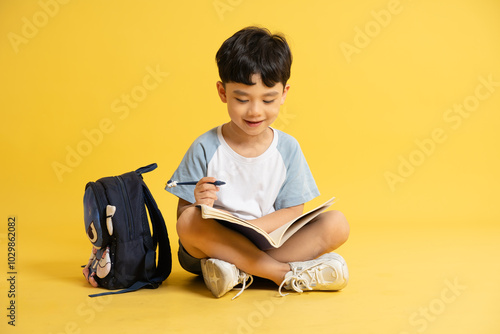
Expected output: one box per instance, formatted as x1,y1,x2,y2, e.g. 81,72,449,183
278,258,340,297
232,273,254,300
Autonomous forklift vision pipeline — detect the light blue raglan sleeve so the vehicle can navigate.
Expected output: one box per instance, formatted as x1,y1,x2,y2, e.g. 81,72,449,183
165,128,220,204
274,130,320,210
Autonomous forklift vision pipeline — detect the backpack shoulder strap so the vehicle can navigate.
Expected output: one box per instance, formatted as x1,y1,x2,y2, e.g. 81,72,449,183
142,183,172,283
136,162,171,282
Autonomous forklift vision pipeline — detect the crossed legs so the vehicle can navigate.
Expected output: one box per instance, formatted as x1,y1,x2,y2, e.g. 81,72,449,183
176,207,350,285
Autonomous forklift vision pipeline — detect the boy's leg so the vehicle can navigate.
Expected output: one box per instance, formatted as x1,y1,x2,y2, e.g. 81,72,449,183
266,210,350,263
177,206,290,285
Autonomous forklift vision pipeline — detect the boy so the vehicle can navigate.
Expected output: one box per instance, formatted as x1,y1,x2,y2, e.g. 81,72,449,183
166,26,350,298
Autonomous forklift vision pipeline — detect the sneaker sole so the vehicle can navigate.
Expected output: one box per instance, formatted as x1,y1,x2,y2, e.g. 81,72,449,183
326,253,349,290
320,253,349,290
201,258,233,298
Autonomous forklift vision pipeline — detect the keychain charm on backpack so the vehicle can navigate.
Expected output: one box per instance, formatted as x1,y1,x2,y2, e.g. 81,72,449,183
82,205,115,286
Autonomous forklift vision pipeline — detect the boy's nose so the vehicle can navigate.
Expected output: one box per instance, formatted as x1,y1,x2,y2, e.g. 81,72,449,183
247,102,262,116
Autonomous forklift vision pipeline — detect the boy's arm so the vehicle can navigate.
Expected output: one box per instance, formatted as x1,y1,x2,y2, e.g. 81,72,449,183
247,204,304,234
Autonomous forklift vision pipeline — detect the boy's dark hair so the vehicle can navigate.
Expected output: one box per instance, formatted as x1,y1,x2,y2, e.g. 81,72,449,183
216,26,292,88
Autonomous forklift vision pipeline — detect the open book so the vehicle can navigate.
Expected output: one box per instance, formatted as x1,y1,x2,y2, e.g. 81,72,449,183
198,197,335,250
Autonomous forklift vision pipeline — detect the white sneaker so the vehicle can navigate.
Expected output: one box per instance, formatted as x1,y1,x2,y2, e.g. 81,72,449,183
201,258,253,300
279,252,349,296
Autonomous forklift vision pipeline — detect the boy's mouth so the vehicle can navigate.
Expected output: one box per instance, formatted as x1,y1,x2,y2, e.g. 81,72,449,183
245,120,264,127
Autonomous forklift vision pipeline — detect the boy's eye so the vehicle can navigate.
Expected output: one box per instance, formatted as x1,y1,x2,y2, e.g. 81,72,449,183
235,98,275,104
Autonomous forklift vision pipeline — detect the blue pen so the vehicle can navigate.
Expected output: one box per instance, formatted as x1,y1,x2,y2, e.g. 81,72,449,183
166,180,226,188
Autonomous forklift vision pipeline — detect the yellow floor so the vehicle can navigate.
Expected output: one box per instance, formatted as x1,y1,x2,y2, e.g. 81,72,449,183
2,223,499,334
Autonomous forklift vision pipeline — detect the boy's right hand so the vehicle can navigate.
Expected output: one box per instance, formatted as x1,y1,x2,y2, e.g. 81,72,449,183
194,177,220,207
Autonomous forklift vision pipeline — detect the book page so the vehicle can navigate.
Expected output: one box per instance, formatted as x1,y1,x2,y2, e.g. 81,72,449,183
268,197,335,246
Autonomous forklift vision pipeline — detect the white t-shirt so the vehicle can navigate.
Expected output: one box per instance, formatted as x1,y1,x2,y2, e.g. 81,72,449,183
166,125,319,220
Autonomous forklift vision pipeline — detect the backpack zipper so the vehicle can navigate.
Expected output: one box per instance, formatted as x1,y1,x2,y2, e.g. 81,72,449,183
116,176,134,240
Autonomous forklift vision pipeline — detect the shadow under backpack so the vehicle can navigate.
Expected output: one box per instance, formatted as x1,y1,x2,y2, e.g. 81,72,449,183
82,163,172,297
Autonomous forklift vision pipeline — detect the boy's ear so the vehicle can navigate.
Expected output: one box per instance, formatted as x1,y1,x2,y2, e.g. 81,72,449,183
216,81,227,103
280,84,290,105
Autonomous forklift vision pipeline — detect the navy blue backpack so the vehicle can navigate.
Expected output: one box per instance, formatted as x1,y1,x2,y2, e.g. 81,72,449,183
82,163,171,297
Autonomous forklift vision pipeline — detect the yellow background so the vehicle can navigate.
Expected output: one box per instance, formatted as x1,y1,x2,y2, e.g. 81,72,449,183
1,0,499,333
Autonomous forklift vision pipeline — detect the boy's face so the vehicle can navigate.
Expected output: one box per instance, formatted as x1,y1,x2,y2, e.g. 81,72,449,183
217,73,289,138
